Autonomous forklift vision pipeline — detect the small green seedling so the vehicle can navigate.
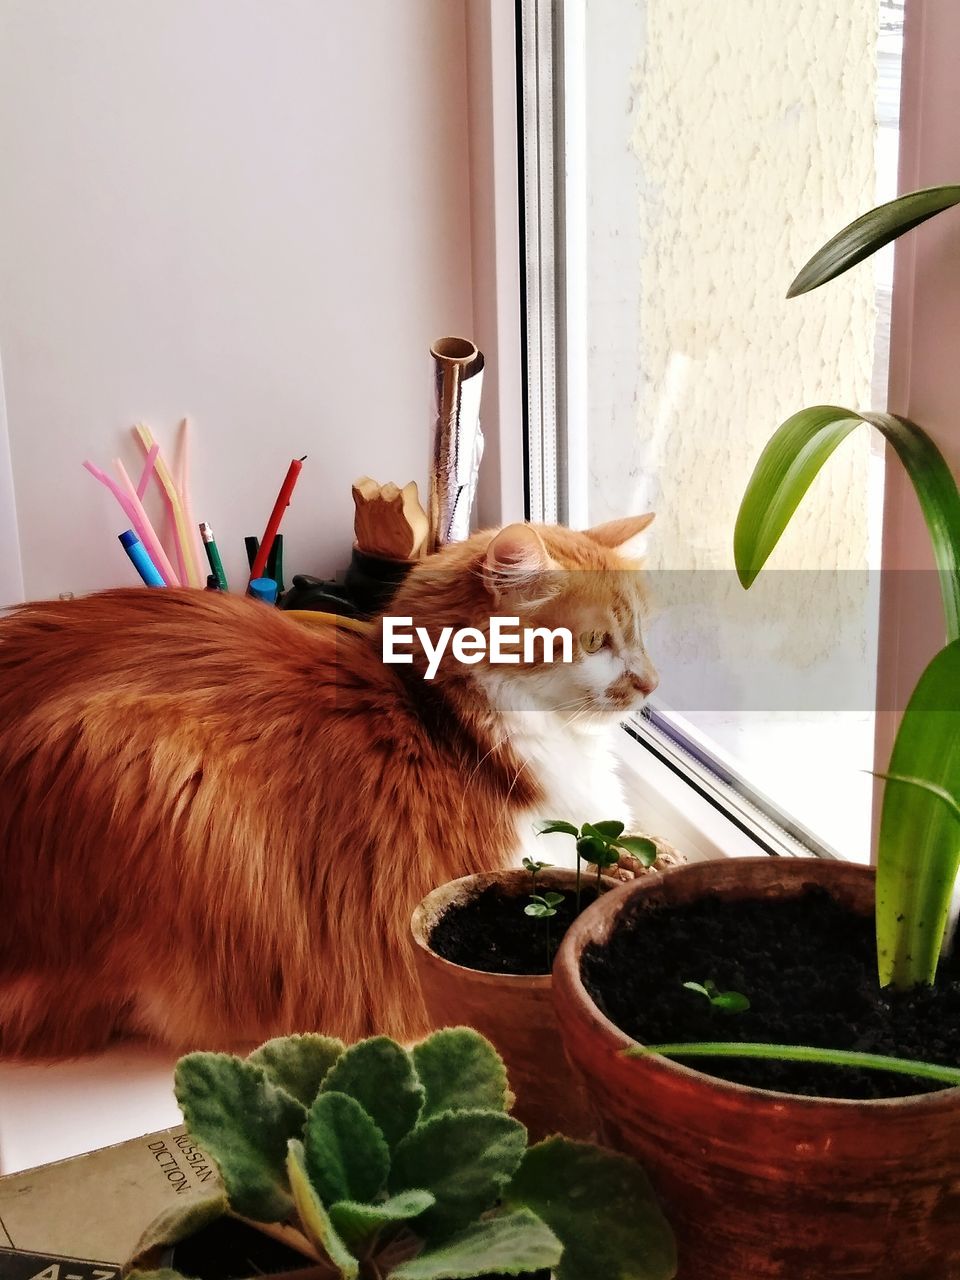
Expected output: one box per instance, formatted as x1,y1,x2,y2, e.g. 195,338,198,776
525,890,565,969
682,980,751,1015
535,818,658,913
525,891,565,920
521,855,552,890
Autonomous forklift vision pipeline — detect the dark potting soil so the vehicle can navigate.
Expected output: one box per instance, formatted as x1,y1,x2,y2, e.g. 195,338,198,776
172,1216,310,1279
172,1218,550,1280
581,887,960,1100
430,882,602,975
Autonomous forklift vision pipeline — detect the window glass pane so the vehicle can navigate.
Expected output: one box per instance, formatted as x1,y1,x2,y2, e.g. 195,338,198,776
576,0,903,857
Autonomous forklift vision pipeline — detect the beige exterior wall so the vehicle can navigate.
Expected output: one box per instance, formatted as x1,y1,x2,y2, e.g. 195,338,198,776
587,0,879,579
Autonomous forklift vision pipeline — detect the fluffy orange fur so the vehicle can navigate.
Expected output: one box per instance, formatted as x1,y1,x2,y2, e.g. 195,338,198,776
0,520,655,1057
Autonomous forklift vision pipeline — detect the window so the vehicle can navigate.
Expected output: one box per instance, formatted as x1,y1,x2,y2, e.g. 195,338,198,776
520,0,908,859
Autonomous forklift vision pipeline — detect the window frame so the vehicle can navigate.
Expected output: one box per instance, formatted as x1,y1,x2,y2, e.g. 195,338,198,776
510,0,959,861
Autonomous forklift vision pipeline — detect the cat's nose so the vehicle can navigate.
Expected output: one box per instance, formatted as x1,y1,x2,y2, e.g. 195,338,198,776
631,669,658,697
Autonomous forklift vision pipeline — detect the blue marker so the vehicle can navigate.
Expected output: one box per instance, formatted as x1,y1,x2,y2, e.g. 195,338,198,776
119,529,165,587
248,576,278,604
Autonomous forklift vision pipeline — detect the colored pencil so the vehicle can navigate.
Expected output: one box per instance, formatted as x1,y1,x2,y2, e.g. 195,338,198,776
249,457,305,582
199,521,229,591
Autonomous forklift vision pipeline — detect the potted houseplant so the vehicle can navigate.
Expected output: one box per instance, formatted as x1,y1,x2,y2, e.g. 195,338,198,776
126,1026,677,1280
552,188,960,1279
410,824,679,1139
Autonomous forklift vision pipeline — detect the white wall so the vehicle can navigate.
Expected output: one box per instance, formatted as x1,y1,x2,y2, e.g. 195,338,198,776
0,0,478,602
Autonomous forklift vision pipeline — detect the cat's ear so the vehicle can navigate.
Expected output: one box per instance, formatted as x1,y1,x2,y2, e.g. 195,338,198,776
482,524,553,603
584,513,655,557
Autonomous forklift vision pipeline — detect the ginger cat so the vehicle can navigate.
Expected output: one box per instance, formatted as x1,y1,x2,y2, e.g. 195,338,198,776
0,518,657,1056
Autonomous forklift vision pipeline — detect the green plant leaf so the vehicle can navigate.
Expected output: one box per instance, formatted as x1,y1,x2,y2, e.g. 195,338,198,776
504,1137,677,1280
876,640,960,987
130,1195,229,1272
390,1208,562,1280
576,835,613,866
787,184,960,297
542,892,565,907
682,981,711,999
174,1053,306,1222
522,856,550,873
535,819,579,837
321,1036,424,1150
287,1139,358,1278
413,1027,510,1119
629,1042,960,1086
734,407,960,642
389,1109,527,1238
874,772,960,822
303,1091,389,1205
248,1034,345,1108
617,837,658,866
525,903,553,918
587,820,625,839
712,992,751,1014
328,1190,435,1251
581,840,620,869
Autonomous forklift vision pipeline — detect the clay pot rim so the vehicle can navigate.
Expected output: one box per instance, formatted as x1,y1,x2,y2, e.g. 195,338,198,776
411,867,621,987
553,856,960,1112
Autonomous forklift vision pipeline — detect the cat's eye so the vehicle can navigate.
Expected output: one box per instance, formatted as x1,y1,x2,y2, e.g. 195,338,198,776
581,629,608,654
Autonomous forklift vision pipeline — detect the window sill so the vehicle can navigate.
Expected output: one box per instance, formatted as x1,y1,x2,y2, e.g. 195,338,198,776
613,714,827,864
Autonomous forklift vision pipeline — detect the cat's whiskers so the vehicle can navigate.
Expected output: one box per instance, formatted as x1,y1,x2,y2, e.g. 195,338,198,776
462,728,519,793
460,690,594,805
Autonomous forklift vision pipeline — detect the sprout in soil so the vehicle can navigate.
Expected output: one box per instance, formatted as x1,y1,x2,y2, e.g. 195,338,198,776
521,855,552,892
682,979,751,1015
525,890,565,968
129,1028,678,1280
535,818,658,913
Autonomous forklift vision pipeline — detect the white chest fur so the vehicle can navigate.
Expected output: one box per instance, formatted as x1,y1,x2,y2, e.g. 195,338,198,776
497,709,631,867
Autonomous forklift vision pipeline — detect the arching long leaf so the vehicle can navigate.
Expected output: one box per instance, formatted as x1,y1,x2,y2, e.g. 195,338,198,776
629,1042,960,1086
734,407,960,643
787,184,960,297
876,641,960,988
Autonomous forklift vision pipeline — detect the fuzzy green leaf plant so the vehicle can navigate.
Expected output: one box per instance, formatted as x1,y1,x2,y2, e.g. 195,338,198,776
733,185,960,995
129,1026,676,1280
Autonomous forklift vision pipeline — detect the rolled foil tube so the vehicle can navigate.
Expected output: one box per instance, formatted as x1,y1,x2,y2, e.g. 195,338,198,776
429,336,485,550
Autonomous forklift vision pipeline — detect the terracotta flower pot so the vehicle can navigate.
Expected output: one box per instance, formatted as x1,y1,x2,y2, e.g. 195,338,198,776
411,868,617,1140
552,857,960,1280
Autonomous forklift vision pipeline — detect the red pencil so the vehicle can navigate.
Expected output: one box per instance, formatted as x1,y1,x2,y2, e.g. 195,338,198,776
249,456,306,582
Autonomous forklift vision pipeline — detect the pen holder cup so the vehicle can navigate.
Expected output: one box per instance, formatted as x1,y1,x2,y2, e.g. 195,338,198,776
343,546,416,616
279,576,362,617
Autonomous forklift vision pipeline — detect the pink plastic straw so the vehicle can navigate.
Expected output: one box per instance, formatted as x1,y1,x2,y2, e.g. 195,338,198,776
83,459,179,586
136,442,160,500
113,459,182,586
